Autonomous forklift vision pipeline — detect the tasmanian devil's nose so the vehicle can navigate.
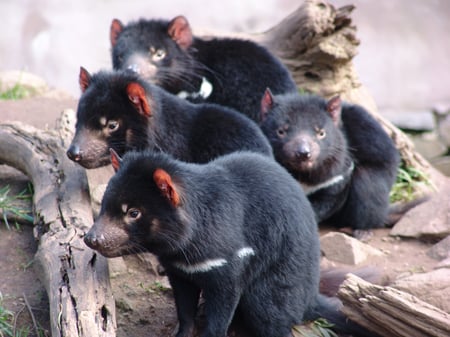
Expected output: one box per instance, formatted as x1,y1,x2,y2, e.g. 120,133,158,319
67,145,82,162
296,143,311,161
84,231,102,250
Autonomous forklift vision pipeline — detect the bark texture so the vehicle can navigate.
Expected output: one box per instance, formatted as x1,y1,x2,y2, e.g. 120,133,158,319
338,274,450,337
0,110,116,337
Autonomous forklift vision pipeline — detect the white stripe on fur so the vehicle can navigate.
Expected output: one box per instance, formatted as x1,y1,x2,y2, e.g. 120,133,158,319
237,247,255,259
174,258,227,274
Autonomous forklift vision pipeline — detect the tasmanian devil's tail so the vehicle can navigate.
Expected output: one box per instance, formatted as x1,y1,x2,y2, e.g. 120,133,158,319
306,294,381,337
320,266,383,297
385,195,430,227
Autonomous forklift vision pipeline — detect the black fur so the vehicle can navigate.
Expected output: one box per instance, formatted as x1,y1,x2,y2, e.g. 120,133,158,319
67,68,272,169
260,92,400,231
85,150,378,337
110,16,298,121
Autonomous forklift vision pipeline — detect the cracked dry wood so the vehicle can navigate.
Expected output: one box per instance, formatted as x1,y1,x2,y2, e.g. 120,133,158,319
0,110,116,337
338,274,450,337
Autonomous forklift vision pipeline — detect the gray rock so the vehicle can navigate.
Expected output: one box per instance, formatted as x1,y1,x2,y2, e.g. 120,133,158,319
108,256,128,278
433,102,450,148
115,297,133,313
427,235,450,261
431,156,450,177
391,184,450,239
391,268,450,313
380,108,435,131
437,257,450,269
320,232,384,265
409,132,447,160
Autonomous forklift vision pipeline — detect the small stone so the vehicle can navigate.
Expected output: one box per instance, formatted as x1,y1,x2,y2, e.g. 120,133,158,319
392,268,450,313
115,298,133,313
436,257,450,269
320,232,384,265
432,156,450,177
433,102,450,148
427,235,450,261
390,187,450,240
410,132,447,160
108,256,128,278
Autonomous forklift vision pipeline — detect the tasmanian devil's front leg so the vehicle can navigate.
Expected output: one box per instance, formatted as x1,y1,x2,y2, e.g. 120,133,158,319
169,274,201,337
200,284,241,337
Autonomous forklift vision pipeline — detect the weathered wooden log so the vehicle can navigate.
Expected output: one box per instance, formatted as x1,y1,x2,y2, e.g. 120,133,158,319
0,110,116,337
338,274,450,337
258,0,432,177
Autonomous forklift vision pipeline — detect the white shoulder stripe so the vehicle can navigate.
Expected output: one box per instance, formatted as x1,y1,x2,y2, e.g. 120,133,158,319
302,174,345,196
173,258,227,274
172,247,255,274
302,161,355,196
237,247,255,258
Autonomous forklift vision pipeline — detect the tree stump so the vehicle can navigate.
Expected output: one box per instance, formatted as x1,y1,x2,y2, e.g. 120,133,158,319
0,110,116,337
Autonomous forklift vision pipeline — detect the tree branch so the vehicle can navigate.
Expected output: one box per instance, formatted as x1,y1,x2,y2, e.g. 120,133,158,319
0,110,116,337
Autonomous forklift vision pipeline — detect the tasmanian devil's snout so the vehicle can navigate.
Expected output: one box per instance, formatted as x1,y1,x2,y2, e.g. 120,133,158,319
84,230,103,250
67,144,82,162
295,138,312,161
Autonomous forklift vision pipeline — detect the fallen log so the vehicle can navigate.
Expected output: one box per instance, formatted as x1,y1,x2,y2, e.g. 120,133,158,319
0,110,116,337
338,274,450,337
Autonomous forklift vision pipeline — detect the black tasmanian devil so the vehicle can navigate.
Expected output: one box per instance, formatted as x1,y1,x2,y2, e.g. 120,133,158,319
66,67,273,169
109,15,298,121
259,90,406,237
84,149,379,337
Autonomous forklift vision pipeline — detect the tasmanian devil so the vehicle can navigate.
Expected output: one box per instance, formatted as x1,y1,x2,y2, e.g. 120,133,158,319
259,90,401,236
66,67,272,169
109,15,298,122
84,149,378,337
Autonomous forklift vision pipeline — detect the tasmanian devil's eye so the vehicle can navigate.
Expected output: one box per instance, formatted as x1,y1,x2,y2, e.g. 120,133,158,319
152,49,166,61
277,124,288,138
127,208,141,220
107,120,119,132
317,129,326,139
277,128,286,137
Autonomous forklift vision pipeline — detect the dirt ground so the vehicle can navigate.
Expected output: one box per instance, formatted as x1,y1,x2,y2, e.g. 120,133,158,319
0,95,445,337
0,203,441,337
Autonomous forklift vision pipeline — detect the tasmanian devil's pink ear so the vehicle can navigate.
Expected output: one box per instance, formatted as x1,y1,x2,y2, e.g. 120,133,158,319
153,169,180,208
260,88,274,123
79,66,91,93
167,16,193,50
110,19,124,47
326,96,342,126
109,148,122,172
126,82,151,117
